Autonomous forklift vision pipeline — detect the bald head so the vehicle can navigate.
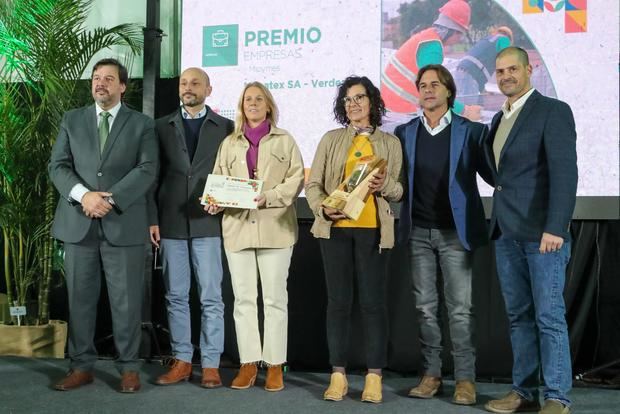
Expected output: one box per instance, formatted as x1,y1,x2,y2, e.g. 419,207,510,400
179,67,212,113
496,46,529,66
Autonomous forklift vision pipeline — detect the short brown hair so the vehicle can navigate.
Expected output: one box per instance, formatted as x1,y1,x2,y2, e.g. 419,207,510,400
415,64,457,108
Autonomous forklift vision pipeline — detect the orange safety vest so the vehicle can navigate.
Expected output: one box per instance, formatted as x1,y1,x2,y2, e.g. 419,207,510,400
381,28,443,113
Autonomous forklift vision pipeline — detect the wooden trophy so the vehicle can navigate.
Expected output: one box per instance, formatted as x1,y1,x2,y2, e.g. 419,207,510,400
322,155,387,220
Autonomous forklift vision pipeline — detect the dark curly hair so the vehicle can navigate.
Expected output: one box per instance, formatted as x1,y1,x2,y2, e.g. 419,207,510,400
333,76,385,127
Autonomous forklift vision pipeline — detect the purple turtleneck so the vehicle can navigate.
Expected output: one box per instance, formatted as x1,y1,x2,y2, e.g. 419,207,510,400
243,119,270,178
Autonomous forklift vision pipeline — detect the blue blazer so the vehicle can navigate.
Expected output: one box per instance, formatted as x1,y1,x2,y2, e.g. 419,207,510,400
395,113,493,250
488,90,577,241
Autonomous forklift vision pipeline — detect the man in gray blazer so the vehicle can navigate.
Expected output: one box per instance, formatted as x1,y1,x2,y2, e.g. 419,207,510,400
49,58,158,393
148,68,233,388
484,47,577,414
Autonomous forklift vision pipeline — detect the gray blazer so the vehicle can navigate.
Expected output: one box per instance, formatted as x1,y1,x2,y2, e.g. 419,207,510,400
49,104,158,246
147,108,234,239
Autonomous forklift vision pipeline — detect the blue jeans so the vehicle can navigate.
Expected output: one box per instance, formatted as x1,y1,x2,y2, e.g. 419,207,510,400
408,227,476,380
160,237,224,368
494,237,572,406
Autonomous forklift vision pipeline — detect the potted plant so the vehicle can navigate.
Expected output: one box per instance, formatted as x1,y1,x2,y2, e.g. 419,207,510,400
0,0,143,357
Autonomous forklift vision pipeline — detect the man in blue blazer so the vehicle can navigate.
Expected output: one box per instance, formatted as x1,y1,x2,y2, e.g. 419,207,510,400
484,47,577,414
395,64,493,406
49,59,158,393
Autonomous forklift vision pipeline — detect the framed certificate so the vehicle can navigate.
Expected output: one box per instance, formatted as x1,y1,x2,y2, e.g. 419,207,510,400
201,174,263,209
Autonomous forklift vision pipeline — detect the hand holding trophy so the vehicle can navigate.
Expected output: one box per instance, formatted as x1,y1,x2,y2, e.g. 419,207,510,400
321,155,387,220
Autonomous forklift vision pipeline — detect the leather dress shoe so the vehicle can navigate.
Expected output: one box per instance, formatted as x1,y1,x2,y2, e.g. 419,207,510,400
453,380,476,405
485,391,541,413
201,368,222,388
54,370,94,391
155,359,192,385
119,371,141,393
408,376,442,398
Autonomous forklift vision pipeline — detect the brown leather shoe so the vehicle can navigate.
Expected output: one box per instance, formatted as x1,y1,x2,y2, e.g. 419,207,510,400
155,359,192,385
119,371,141,393
201,368,222,388
54,370,94,391
408,376,442,398
538,399,570,414
453,380,476,405
484,391,541,413
230,363,257,389
265,365,284,392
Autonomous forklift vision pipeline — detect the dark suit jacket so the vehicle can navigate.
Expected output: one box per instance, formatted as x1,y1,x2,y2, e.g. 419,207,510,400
148,107,234,239
488,90,577,241
395,113,493,250
49,104,158,246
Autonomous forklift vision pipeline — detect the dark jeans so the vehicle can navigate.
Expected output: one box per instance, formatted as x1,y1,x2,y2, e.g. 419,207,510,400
319,228,389,369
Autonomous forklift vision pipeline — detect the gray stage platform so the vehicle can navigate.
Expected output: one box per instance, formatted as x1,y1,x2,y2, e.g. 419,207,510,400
1,357,618,414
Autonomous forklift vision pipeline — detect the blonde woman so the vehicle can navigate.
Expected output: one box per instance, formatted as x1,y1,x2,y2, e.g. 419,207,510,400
206,82,304,391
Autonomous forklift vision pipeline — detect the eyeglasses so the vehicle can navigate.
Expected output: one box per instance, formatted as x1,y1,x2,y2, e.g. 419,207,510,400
343,93,368,106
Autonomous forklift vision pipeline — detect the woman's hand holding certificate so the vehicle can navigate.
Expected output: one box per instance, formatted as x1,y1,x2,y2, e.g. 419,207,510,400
201,174,264,210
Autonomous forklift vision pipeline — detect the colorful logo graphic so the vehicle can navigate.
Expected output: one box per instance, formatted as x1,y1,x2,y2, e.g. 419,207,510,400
203,24,239,67
523,0,587,33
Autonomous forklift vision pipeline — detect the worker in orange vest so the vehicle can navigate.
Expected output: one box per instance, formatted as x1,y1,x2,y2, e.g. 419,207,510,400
382,0,480,120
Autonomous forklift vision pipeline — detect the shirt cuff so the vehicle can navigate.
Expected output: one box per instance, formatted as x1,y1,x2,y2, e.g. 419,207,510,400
69,184,89,203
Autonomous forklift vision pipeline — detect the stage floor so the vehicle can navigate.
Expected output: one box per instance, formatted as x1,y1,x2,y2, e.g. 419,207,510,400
1,356,618,413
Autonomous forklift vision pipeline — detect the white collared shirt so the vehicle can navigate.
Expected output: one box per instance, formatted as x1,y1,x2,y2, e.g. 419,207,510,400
96,101,122,131
420,109,452,136
181,105,207,119
501,88,536,119
69,101,123,203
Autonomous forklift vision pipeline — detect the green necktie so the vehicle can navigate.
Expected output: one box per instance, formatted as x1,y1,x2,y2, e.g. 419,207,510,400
98,111,111,154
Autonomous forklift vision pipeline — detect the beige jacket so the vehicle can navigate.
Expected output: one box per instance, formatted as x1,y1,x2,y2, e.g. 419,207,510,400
305,126,403,249
213,126,304,252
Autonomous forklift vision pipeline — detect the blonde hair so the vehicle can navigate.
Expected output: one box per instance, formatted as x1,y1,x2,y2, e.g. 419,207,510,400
234,81,279,135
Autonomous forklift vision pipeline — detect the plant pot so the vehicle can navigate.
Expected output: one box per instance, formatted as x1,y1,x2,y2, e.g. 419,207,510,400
0,319,67,358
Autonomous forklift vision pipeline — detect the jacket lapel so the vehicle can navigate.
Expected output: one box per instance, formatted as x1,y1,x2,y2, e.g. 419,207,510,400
498,90,540,165
100,105,130,163
449,113,466,185
192,107,220,168
85,105,99,159
405,119,420,208
170,111,191,167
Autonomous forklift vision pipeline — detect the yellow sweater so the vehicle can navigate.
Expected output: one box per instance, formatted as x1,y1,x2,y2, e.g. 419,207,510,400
333,134,378,228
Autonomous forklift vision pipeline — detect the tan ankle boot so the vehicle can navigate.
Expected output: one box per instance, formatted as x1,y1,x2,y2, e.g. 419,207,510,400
361,373,382,403
323,372,348,401
231,363,258,389
264,365,284,392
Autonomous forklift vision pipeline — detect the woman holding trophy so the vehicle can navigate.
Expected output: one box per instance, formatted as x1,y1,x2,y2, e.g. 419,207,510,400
206,82,304,391
305,76,403,403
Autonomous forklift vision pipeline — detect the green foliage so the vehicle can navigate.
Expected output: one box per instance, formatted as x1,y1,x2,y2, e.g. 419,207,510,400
0,0,143,324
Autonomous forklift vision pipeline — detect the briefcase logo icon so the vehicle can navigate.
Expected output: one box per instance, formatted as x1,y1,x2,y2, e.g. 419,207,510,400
212,30,229,48
203,24,239,67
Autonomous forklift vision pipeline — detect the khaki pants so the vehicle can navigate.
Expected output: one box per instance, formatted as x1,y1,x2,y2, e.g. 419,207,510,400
226,247,293,365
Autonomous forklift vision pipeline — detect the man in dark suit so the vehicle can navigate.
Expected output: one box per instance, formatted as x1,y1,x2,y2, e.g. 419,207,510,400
395,64,493,406
484,47,577,414
148,68,233,388
49,58,158,392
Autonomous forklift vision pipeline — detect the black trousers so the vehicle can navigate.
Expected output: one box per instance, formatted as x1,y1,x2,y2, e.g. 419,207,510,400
319,227,390,369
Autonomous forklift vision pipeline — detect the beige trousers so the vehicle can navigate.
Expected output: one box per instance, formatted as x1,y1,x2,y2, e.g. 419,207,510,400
226,246,292,365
